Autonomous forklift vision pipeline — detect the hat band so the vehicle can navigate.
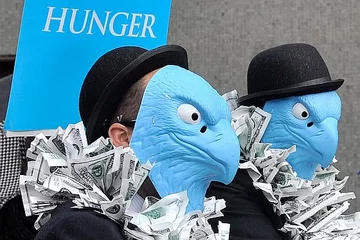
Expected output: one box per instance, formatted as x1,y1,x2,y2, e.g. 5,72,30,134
287,77,331,88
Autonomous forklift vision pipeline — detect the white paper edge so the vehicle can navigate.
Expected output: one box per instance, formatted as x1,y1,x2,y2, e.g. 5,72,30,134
5,129,57,137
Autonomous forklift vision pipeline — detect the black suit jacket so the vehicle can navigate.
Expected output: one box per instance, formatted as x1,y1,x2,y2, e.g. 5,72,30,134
35,201,126,240
206,169,290,240
0,196,37,240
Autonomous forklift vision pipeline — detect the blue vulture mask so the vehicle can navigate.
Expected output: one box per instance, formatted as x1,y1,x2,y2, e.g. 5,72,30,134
262,91,341,180
130,65,240,212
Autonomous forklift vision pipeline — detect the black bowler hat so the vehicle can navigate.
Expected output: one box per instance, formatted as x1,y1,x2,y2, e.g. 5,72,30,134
79,45,188,143
238,43,344,106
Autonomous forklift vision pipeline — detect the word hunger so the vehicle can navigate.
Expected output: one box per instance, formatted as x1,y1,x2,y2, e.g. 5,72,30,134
42,7,157,38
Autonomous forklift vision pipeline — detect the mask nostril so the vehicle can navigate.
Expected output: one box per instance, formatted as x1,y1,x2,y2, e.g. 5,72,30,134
307,122,314,128
200,126,207,133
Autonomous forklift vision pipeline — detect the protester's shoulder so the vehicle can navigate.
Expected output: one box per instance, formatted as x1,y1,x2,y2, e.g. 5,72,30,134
0,196,37,240
35,201,126,240
207,169,289,240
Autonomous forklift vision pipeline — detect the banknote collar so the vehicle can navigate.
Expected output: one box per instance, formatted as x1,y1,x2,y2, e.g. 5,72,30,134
19,122,228,239
240,144,354,238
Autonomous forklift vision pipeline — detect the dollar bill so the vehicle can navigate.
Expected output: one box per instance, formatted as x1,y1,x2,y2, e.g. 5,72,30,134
26,160,36,176
47,127,66,159
231,106,271,160
331,192,356,205
312,165,339,185
292,192,339,224
263,166,279,183
280,199,309,215
203,197,226,220
218,221,230,240
99,195,130,222
222,90,239,111
32,152,68,185
70,149,116,191
41,169,87,198
118,162,151,202
333,176,349,192
63,122,88,161
123,220,155,240
84,137,113,158
27,133,54,160
128,191,222,239
131,191,188,228
175,212,208,239
307,201,350,233
20,175,63,216
333,212,360,229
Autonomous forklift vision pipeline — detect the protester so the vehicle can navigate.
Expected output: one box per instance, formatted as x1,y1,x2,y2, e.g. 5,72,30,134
35,44,240,239
206,43,359,240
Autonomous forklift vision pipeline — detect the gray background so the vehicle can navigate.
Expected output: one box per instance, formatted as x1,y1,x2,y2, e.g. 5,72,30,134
1,0,359,212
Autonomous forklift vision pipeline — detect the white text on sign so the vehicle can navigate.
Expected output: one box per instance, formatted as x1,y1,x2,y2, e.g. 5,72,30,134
42,7,156,38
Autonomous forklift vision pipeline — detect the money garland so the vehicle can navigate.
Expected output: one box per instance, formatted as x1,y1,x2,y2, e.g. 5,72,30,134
223,90,360,240
20,122,230,240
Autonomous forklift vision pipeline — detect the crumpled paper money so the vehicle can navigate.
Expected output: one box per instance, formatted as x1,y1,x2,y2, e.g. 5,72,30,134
125,191,227,239
20,122,229,239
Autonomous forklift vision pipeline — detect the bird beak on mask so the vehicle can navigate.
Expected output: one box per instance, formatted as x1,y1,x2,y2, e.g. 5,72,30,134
312,117,339,168
196,118,240,184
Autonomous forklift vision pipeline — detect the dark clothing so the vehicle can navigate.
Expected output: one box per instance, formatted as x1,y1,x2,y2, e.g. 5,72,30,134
0,73,36,240
0,196,37,240
206,169,290,240
36,201,126,240
0,75,12,121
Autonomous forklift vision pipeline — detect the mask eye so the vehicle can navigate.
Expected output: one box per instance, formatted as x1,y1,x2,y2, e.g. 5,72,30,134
293,103,309,120
178,104,201,124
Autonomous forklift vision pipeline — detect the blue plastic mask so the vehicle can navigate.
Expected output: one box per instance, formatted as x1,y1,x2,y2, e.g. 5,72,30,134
130,65,240,212
262,91,341,180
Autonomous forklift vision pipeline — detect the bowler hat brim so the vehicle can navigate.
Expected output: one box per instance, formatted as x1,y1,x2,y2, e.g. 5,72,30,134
238,78,344,106
86,45,188,142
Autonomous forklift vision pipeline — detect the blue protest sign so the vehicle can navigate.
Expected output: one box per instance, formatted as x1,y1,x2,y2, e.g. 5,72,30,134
5,0,172,136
